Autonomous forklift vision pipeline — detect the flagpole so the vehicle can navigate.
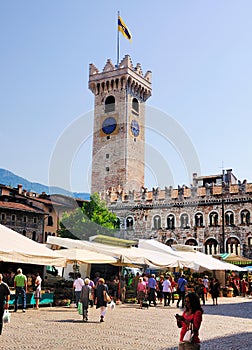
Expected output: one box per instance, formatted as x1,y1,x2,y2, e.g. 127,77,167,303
117,11,120,68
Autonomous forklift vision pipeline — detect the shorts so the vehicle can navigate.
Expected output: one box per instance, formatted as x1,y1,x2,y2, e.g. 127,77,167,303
34,288,41,299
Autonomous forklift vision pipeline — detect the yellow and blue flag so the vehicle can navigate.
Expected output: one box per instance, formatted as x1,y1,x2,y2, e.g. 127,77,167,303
118,15,132,42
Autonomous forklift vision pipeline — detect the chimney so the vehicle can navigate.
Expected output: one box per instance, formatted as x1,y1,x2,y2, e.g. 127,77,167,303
18,184,22,195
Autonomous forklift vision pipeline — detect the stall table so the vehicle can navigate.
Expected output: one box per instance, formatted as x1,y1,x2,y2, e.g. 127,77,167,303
9,292,54,307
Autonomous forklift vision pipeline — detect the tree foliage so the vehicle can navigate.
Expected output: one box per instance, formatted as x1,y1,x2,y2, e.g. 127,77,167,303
58,193,120,240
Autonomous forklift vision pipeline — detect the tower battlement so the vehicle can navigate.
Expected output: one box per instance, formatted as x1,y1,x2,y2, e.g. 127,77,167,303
89,55,152,101
103,179,252,204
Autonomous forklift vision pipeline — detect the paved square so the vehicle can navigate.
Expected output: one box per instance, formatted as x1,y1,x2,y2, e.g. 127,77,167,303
1,297,252,350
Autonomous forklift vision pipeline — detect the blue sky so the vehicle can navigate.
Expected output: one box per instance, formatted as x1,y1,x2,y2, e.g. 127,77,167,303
1,1,252,192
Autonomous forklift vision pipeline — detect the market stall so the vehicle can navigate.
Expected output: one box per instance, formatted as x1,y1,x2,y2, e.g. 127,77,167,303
0,224,66,267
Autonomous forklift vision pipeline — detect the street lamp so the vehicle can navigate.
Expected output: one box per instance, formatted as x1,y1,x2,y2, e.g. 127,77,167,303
221,181,225,254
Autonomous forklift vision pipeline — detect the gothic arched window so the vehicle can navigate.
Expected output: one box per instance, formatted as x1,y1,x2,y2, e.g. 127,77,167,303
185,238,197,246
167,214,175,229
241,210,250,225
205,238,218,255
180,213,189,228
153,215,161,229
209,212,218,227
225,211,234,226
226,237,240,254
126,216,134,230
194,212,203,227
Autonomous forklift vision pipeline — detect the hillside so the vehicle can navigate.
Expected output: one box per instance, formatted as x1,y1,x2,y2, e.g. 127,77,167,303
0,168,90,200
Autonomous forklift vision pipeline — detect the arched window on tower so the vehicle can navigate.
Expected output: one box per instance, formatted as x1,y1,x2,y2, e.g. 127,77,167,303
105,95,115,113
209,212,218,226
132,98,139,113
241,209,250,225
153,215,161,229
225,211,234,226
167,214,175,229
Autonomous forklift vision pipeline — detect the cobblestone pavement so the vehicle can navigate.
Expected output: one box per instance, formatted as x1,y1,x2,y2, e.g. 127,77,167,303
1,297,252,350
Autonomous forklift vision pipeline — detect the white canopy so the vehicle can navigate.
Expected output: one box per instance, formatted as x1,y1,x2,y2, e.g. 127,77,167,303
47,236,245,271
47,236,182,267
139,239,245,272
0,224,66,266
58,248,117,265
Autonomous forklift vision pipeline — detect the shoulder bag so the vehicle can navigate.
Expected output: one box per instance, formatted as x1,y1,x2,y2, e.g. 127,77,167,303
104,291,111,303
183,321,194,343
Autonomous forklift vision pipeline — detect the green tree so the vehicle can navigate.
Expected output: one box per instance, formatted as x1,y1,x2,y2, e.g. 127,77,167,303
58,193,120,240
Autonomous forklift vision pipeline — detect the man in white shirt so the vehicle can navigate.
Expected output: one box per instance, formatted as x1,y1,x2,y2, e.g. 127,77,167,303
162,275,172,306
73,273,84,307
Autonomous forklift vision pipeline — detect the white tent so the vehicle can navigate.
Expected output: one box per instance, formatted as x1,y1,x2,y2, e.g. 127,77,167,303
58,248,117,264
139,239,246,272
0,224,66,266
47,236,246,271
47,236,184,268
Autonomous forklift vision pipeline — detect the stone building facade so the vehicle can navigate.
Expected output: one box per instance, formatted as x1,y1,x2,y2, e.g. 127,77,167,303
89,55,252,260
105,170,252,259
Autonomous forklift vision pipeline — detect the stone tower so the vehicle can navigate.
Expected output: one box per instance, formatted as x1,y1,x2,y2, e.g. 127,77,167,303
89,55,152,195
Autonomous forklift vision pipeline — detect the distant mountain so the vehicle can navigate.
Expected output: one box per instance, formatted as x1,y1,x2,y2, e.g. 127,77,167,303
0,168,90,200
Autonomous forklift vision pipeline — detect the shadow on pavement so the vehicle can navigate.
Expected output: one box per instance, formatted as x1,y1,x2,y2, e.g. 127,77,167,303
160,331,252,350
46,318,100,324
203,300,252,319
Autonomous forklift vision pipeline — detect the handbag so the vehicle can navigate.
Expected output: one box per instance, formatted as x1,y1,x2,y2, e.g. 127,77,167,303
110,299,115,309
3,310,11,324
104,291,111,303
183,322,194,342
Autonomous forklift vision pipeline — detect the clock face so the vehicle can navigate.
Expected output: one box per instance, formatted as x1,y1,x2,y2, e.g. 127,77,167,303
102,117,117,135
131,119,140,137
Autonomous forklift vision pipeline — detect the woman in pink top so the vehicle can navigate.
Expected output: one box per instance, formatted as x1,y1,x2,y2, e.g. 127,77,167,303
137,277,147,309
175,292,203,349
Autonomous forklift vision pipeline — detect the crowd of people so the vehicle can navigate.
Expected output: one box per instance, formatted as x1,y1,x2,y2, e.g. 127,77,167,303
227,273,252,297
1,267,252,348
72,271,205,349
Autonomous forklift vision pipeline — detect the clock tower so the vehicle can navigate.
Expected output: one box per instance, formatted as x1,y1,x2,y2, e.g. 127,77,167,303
89,55,152,195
